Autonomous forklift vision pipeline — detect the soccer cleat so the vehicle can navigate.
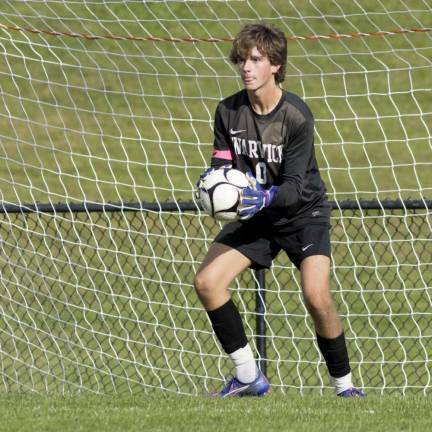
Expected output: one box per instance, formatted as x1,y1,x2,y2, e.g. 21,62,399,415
337,387,366,398
214,370,270,398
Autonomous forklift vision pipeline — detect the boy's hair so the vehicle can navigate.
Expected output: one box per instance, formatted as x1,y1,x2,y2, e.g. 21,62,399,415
229,23,287,84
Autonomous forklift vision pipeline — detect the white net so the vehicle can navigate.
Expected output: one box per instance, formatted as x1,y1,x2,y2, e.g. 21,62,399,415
0,1,431,395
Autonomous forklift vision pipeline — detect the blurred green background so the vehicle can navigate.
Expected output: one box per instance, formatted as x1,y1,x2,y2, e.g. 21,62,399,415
0,1,431,395
0,0,430,204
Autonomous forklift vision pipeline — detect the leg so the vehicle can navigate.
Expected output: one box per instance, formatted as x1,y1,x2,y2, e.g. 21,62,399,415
194,242,270,394
300,255,363,396
300,255,342,338
194,242,251,311
194,216,274,395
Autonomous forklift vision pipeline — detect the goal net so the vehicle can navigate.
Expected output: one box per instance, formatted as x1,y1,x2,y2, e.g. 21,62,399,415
0,1,431,395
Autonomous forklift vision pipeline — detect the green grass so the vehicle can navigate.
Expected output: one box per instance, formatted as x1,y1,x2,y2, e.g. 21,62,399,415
1,394,431,432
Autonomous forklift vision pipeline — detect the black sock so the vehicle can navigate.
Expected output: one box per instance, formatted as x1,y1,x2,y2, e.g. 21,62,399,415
207,299,248,354
316,332,351,378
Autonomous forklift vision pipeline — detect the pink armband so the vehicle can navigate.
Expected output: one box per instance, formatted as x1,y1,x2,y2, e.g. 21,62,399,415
212,149,234,160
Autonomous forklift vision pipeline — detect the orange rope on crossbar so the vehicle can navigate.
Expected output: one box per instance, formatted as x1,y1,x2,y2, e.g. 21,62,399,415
0,22,431,43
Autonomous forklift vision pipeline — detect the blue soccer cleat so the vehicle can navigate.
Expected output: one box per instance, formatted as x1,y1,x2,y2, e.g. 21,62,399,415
214,370,270,398
337,387,366,397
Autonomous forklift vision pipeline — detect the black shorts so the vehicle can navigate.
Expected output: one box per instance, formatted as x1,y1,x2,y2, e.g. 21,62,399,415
214,213,331,270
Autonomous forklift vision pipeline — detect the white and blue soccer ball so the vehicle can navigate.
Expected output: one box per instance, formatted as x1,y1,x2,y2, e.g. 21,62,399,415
196,167,249,221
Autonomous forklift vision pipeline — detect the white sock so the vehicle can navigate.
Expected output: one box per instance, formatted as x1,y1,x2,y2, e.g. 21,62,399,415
330,372,353,395
229,344,258,384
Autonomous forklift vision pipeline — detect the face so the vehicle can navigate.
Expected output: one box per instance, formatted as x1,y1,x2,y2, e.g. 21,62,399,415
237,46,281,92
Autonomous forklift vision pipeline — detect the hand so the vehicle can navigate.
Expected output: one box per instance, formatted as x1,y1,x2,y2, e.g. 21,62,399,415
196,165,233,188
238,174,278,220
196,167,215,188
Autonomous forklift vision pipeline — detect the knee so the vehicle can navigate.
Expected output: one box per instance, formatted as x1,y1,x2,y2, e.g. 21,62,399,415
194,270,231,310
303,292,334,319
194,270,214,301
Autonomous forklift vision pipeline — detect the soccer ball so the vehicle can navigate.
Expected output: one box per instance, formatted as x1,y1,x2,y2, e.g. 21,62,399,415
196,167,249,221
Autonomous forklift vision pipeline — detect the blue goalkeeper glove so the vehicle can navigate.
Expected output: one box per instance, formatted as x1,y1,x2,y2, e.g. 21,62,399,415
196,167,215,188
195,165,232,188
238,172,279,220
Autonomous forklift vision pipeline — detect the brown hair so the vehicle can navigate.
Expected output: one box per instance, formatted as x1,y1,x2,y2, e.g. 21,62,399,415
229,23,287,84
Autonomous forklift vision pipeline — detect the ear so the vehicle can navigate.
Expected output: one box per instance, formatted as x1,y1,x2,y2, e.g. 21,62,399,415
271,64,281,75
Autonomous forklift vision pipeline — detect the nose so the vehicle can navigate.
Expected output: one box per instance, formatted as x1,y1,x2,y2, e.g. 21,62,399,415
240,58,252,72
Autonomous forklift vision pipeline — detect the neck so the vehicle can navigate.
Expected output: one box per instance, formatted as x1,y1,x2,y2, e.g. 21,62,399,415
247,84,282,115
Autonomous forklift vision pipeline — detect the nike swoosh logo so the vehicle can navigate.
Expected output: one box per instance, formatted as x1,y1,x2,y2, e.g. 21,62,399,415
223,384,250,397
301,243,314,252
230,128,246,135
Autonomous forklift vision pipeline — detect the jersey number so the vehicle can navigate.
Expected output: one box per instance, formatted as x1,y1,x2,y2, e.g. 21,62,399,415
255,162,267,184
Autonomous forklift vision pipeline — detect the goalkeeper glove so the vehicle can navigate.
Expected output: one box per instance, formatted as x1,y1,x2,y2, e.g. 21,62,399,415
238,172,279,220
196,167,215,188
195,165,232,188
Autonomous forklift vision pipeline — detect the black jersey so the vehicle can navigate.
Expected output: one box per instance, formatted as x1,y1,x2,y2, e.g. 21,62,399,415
210,89,330,228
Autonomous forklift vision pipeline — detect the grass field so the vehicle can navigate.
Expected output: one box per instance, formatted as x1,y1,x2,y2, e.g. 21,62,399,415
2,393,432,432
0,0,431,416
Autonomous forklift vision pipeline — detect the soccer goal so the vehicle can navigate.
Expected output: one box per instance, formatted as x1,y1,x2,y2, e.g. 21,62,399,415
0,1,431,395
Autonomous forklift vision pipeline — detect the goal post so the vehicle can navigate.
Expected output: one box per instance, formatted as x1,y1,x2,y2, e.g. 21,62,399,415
0,1,431,395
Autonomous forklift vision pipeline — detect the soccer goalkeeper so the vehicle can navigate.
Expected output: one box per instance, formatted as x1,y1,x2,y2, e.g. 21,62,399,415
194,23,365,398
